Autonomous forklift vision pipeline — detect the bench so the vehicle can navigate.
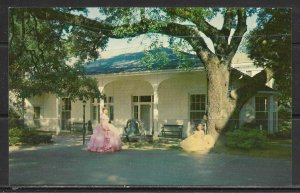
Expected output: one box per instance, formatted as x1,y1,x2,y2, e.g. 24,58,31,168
70,122,84,132
69,121,93,133
160,124,183,139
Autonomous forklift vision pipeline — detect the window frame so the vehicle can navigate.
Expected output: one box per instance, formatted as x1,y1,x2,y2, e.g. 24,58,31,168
131,95,153,120
104,96,114,121
33,106,41,120
189,93,207,124
255,96,269,130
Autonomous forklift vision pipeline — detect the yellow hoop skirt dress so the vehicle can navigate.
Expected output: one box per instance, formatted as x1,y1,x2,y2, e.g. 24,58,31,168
180,130,214,152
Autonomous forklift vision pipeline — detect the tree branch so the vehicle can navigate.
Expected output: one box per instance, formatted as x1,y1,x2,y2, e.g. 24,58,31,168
32,15,46,66
164,8,220,44
232,67,274,109
221,8,236,37
226,9,247,62
27,8,212,63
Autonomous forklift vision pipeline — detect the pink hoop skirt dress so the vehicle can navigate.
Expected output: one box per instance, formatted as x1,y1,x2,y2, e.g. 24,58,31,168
87,114,122,152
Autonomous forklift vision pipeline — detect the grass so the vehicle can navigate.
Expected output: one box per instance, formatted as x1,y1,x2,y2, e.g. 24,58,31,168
123,139,292,160
211,138,292,159
10,130,292,159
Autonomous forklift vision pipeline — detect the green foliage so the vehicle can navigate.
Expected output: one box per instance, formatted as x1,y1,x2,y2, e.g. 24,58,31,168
141,49,170,70
272,106,291,139
9,127,53,146
246,8,291,108
268,121,291,139
9,8,101,100
225,128,268,150
8,107,22,128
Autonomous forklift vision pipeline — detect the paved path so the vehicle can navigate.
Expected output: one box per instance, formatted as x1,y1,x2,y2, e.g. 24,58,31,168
9,135,292,186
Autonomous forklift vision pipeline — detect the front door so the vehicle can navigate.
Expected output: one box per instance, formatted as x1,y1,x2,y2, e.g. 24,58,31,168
140,104,151,134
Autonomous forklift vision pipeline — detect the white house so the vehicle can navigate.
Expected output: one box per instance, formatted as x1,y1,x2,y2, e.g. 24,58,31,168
21,48,278,136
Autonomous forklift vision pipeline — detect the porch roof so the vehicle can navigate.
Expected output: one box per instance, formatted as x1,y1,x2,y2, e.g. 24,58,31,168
83,48,203,75
83,48,276,93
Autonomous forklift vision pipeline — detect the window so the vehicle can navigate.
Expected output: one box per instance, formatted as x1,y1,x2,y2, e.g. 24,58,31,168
255,96,268,130
62,98,71,111
132,96,153,103
92,106,97,121
132,95,153,119
190,94,206,124
133,105,139,119
104,96,114,121
34,107,40,119
140,96,152,102
61,98,71,130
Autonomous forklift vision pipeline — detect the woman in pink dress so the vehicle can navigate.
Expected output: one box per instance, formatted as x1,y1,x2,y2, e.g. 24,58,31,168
87,107,122,152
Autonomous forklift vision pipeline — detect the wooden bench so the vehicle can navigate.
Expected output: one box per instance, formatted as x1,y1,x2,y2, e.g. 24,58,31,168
160,124,183,139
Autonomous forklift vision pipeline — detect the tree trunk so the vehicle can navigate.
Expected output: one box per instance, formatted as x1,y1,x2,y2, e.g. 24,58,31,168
205,56,236,144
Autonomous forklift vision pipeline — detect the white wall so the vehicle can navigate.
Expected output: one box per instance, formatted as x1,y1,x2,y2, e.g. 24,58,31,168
96,71,207,137
158,72,207,137
103,79,153,134
25,93,58,131
23,70,277,135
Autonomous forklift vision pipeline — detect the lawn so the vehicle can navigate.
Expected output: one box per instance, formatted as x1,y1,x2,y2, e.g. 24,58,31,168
211,138,292,159
9,130,292,159
123,137,291,159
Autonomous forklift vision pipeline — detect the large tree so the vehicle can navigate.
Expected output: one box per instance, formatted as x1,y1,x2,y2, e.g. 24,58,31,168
9,8,101,101
10,8,291,144
246,8,291,109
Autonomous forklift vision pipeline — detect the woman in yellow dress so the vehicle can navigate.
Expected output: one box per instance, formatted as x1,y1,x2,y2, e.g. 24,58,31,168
180,123,214,152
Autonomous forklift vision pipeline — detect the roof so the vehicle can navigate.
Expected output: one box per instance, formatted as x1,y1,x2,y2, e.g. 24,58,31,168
83,48,276,93
84,48,203,75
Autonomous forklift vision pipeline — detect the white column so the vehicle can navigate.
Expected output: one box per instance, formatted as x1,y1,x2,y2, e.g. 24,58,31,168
268,95,274,134
153,84,159,139
99,86,105,122
56,97,61,135
275,97,278,132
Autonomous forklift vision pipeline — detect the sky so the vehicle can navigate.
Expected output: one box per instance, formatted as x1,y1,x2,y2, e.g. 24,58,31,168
85,8,258,58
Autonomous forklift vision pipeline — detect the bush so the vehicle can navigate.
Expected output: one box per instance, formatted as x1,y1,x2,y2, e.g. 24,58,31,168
9,109,22,128
269,121,292,139
9,127,53,146
242,122,261,130
225,128,268,150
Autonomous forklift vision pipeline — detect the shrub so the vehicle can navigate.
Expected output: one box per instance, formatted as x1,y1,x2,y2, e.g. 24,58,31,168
272,106,292,139
242,122,261,130
225,128,268,150
9,127,53,146
269,121,292,139
8,108,25,128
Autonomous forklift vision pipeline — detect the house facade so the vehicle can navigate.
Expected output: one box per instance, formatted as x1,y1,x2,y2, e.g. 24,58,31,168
21,49,278,136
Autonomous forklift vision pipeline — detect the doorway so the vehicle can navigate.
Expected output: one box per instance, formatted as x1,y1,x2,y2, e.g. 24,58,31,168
140,104,151,133
61,98,71,130
132,95,153,135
